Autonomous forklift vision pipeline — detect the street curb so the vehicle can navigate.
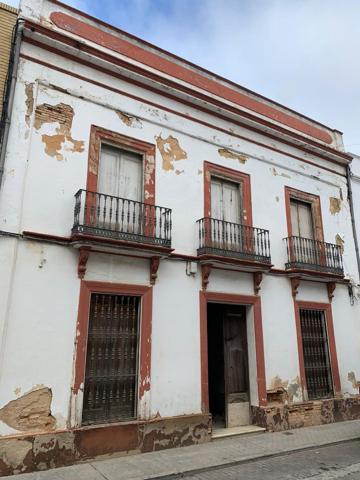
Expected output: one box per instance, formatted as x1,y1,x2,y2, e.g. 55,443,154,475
144,435,360,480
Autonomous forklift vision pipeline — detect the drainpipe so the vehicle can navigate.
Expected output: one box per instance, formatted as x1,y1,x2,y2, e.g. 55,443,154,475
0,19,24,189
346,164,360,282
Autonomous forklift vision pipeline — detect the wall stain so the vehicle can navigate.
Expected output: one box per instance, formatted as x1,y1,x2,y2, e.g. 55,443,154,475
175,169,184,175
271,167,291,179
335,234,344,254
218,148,247,164
0,438,33,475
25,83,34,127
156,134,187,171
348,372,360,391
0,387,56,432
275,196,279,202
34,103,84,161
268,375,301,403
116,110,142,128
330,197,342,215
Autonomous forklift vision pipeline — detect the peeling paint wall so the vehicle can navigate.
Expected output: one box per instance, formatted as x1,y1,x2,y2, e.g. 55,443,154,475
329,196,342,215
252,397,360,432
218,147,247,164
0,414,210,475
34,102,84,160
155,134,187,171
0,387,56,432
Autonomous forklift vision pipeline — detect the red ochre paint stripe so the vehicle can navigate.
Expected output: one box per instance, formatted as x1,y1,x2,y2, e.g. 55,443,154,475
50,12,333,145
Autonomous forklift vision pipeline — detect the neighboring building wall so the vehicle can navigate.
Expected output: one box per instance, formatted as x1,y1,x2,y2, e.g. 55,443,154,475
0,2,17,119
0,0,359,474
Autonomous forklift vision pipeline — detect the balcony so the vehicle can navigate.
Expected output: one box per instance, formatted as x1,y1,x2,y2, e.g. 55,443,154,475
72,189,172,251
284,236,344,277
197,217,271,268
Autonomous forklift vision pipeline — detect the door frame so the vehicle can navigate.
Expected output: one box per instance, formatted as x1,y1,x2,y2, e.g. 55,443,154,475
199,291,267,413
71,280,153,427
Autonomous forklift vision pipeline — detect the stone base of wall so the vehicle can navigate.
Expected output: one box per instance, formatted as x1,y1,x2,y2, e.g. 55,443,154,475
0,413,211,476
251,396,360,432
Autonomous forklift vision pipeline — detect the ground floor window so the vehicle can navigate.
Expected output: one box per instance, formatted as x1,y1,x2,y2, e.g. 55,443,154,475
82,293,140,425
300,308,333,400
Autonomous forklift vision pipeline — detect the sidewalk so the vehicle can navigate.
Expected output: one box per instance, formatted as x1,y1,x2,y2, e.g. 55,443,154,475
6,420,360,480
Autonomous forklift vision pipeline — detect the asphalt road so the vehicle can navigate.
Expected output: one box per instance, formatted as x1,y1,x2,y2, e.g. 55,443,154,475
180,440,360,479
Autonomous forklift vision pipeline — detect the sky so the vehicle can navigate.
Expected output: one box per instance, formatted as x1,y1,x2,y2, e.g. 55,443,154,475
5,0,360,154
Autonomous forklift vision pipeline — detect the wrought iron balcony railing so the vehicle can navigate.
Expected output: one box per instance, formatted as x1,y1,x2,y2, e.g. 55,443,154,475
197,217,271,264
284,236,343,276
72,189,172,248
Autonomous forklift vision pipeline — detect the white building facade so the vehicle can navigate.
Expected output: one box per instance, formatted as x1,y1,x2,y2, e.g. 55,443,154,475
1,0,360,474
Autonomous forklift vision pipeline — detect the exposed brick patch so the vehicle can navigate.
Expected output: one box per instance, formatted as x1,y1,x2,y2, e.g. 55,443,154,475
251,396,360,432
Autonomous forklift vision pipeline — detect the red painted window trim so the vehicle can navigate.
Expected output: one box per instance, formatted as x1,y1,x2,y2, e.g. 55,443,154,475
87,125,156,205
73,281,153,419
293,300,341,399
203,161,252,226
284,186,324,241
199,291,267,411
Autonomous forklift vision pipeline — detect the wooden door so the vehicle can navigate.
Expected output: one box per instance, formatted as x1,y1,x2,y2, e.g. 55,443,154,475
223,307,249,427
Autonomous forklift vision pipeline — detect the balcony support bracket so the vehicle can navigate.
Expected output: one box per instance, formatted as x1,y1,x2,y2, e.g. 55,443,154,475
201,264,212,291
253,272,263,295
150,256,160,285
327,282,336,302
78,247,90,279
291,277,301,298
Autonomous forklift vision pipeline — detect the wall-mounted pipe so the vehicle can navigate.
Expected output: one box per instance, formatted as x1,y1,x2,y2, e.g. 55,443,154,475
0,19,24,189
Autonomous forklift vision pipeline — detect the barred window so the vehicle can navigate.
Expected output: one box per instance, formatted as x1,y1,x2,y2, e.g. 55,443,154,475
300,309,333,400
82,293,140,425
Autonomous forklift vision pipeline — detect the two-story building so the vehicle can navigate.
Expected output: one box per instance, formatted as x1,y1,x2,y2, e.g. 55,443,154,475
1,0,360,475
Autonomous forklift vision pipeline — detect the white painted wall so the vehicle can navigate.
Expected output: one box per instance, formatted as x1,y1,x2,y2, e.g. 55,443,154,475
0,0,359,437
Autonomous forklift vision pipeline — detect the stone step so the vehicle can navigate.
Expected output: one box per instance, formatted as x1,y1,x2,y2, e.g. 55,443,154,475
212,425,266,439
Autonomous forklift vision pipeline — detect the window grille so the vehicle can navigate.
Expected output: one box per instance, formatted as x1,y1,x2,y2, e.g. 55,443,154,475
82,293,140,425
300,309,333,400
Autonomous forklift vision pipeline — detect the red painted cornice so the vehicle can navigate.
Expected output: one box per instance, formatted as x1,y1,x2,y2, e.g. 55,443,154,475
49,11,333,146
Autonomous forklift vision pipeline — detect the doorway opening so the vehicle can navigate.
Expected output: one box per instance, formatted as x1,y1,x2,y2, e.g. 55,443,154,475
207,303,250,429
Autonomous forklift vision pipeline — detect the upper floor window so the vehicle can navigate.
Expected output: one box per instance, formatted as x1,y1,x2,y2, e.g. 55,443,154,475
285,187,324,242
98,144,143,202
211,177,243,225
290,199,314,239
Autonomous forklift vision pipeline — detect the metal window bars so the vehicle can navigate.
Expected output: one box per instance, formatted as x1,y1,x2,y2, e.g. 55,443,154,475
300,308,333,400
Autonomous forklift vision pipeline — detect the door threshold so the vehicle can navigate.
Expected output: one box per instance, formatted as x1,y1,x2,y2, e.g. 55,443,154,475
212,425,266,439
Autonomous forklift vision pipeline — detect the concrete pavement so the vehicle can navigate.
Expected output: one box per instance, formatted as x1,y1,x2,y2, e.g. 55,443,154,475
5,420,360,479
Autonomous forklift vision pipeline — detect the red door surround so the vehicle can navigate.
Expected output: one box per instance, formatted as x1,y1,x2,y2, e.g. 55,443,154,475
199,291,267,411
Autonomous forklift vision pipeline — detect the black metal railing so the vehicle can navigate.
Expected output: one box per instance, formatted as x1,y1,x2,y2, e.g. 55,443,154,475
197,217,271,263
72,189,172,247
284,236,343,275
